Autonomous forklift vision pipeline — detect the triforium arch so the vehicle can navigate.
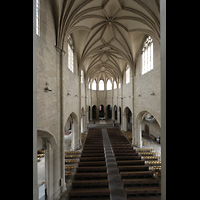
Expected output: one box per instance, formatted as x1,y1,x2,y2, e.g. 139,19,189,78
37,129,57,200
135,110,161,148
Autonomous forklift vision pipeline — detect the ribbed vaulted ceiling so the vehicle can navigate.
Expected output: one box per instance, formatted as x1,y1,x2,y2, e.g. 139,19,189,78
52,0,160,83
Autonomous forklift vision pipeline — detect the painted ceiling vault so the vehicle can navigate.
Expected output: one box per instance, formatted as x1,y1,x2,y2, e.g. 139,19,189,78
51,0,160,83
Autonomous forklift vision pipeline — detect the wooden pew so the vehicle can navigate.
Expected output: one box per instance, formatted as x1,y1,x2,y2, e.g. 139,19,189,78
112,146,133,149
72,179,109,188
79,161,106,166
114,149,136,153
136,148,154,152
83,147,104,150
65,159,79,164
122,178,160,187
118,165,149,171
139,152,157,156
76,166,107,172
125,187,161,195
82,149,104,153
80,156,105,161
69,188,110,199
81,153,105,157
74,172,108,180
117,160,145,166
120,171,154,178
112,144,132,147
142,156,161,160
114,152,138,156
65,155,80,159
115,156,141,160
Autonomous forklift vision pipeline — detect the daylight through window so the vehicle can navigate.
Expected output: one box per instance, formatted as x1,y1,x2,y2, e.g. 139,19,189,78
142,36,153,75
68,35,74,73
36,0,40,36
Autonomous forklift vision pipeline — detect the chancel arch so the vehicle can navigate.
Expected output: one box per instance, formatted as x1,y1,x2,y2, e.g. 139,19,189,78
99,104,105,119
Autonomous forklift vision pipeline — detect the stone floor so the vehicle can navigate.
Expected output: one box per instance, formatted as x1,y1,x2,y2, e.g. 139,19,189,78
141,135,161,156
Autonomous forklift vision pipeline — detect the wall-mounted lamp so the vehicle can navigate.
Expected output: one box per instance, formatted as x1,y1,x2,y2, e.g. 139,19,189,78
67,92,71,96
150,91,155,95
44,82,52,92
138,94,141,97
75,95,78,97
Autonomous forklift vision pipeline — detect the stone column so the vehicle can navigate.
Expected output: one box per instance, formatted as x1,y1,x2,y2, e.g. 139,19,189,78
33,1,38,199
45,143,54,200
55,46,66,192
161,0,166,199
131,71,136,146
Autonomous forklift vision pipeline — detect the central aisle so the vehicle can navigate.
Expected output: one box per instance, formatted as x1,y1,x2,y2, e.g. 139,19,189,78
102,128,126,200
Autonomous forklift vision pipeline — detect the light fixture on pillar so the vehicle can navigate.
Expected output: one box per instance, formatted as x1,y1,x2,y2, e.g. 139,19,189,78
44,82,52,92
150,91,155,95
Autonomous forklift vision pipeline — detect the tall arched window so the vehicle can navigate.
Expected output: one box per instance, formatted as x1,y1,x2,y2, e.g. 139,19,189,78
142,36,153,75
119,81,121,89
91,80,97,90
99,80,104,91
126,65,130,84
114,81,117,89
81,70,84,83
36,0,40,36
107,79,112,90
68,35,74,73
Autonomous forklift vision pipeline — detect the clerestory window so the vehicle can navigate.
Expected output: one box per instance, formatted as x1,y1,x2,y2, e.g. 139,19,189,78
126,65,130,84
142,36,153,75
36,0,40,36
67,35,74,73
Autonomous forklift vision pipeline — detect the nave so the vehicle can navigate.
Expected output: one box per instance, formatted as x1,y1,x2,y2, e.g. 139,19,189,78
59,127,161,200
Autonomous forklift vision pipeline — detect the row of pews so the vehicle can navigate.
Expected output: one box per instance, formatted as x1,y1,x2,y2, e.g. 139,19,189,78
67,128,161,199
37,150,45,162
107,128,161,200
136,149,161,177
65,132,87,181
69,128,110,200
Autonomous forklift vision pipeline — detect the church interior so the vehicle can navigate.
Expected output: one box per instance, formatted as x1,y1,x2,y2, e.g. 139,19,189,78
33,0,166,200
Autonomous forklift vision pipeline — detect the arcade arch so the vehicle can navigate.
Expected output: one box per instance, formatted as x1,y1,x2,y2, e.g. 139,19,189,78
37,129,57,200
135,111,161,148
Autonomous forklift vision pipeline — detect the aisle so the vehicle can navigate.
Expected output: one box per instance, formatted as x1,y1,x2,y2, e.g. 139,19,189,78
102,128,126,200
